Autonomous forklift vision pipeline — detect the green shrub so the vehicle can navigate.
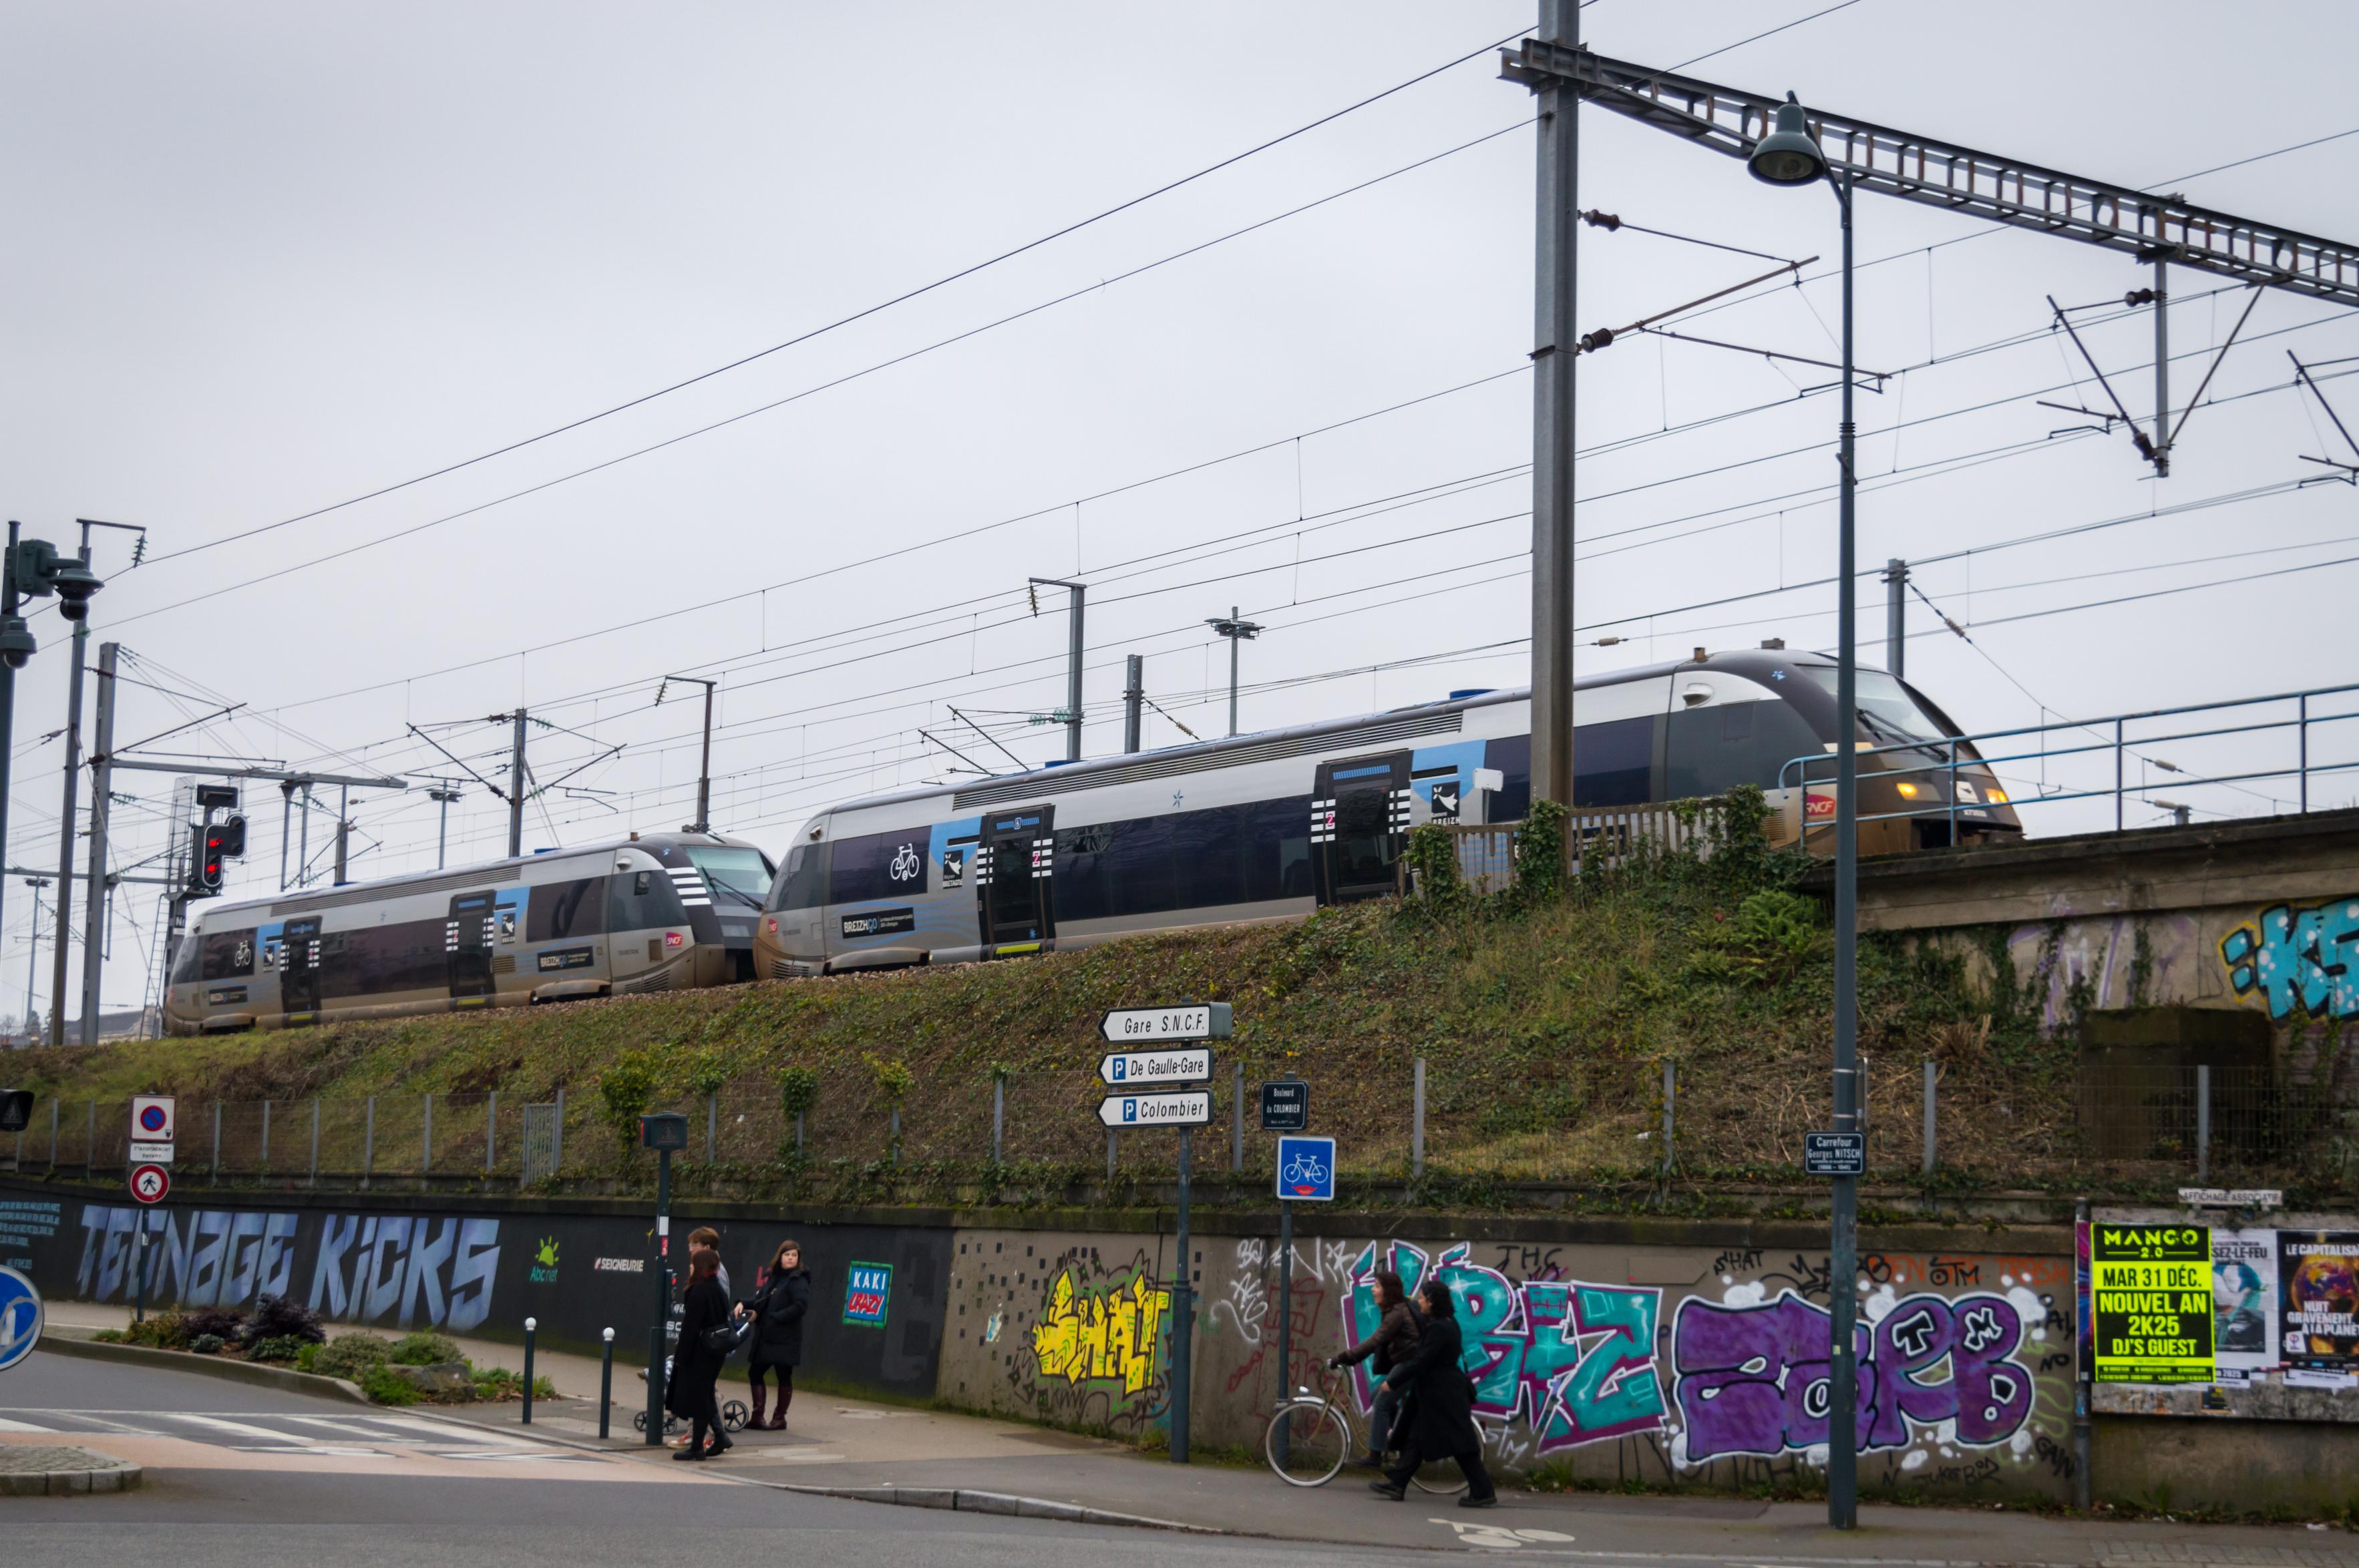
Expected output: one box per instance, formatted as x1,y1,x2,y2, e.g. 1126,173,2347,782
312,1332,395,1382
360,1364,421,1406
1405,821,1463,911
244,1294,327,1346
777,1065,818,1123
246,1335,309,1364
294,1342,321,1373
181,1306,246,1342
126,1311,190,1350
599,1048,661,1156
388,1331,462,1367
469,1365,556,1403
189,1333,226,1355
90,1328,125,1344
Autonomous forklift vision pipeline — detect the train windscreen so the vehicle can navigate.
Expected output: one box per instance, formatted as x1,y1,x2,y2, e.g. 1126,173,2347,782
1800,667,1947,747
685,845,773,908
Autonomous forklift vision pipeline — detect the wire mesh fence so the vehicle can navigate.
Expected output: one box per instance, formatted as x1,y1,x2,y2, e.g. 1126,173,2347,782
5,1056,2352,1194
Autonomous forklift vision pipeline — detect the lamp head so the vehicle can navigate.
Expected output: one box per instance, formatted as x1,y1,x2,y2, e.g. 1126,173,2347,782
1747,95,1828,186
46,556,104,622
0,615,31,670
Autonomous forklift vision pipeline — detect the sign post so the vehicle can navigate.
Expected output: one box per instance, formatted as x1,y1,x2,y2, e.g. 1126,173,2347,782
639,1111,689,1446
1095,1003,1228,1466
128,1095,174,1324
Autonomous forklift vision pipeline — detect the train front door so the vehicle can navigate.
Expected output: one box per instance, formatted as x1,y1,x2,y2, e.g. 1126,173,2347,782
280,917,323,1019
1312,752,1411,904
447,891,496,1002
976,805,1055,955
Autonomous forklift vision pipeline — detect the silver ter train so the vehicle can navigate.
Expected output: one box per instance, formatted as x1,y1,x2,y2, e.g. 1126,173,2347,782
751,648,2018,978
163,832,773,1034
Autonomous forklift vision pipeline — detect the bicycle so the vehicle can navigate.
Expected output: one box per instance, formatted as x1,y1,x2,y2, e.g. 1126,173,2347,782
1262,1363,1477,1492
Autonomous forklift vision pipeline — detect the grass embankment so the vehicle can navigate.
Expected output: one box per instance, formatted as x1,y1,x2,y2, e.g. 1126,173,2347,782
11,794,2314,1205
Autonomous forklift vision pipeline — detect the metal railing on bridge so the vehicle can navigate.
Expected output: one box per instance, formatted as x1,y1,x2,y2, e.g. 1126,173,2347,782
1778,679,2359,841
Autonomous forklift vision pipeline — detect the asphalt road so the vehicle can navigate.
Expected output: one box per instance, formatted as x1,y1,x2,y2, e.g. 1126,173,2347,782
0,1350,1444,1565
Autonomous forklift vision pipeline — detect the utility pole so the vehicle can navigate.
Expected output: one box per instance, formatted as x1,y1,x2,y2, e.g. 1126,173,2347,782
429,785,461,869
507,709,528,857
660,676,718,833
279,779,296,890
333,785,350,885
2151,253,2169,475
1028,580,1085,762
0,526,23,973
47,534,92,1047
23,877,47,1045
1515,0,1580,817
1883,560,1907,680
77,642,118,1047
1122,654,1144,753
296,781,312,889
1204,607,1262,738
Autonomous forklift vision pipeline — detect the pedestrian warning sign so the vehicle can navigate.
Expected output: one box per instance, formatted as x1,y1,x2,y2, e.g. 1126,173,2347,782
2091,1223,2214,1384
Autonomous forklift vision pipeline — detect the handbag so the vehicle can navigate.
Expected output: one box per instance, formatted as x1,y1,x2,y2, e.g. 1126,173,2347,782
703,1315,752,1354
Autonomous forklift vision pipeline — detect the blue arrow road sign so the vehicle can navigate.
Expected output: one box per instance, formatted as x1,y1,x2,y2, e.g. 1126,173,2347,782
1276,1135,1336,1202
0,1265,42,1374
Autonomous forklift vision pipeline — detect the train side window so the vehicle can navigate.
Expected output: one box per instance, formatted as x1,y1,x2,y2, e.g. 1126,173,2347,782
608,868,687,932
200,927,256,980
169,933,205,986
770,841,829,911
526,877,606,941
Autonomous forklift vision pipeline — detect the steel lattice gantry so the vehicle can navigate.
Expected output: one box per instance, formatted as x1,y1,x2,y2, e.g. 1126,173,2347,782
1501,40,2359,307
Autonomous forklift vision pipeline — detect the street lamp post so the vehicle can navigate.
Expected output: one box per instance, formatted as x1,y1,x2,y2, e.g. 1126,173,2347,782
1204,606,1262,737
1748,95,1862,1532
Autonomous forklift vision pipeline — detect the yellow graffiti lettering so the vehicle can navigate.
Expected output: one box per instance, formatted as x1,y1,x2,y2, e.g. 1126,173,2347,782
1031,1269,1169,1393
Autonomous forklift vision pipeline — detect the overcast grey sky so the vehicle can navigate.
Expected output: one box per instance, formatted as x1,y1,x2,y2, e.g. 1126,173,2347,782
3,1,2356,1016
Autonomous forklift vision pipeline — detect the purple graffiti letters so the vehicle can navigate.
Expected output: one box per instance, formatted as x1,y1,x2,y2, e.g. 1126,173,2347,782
1675,1290,2032,1462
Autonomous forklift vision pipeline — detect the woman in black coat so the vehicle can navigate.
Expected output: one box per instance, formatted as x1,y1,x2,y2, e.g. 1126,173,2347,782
737,1237,811,1431
667,1244,732,1460
1373,1278,1496,1506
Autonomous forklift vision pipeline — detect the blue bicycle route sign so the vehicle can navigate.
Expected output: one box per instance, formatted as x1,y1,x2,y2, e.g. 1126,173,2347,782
1275,1135,1336,1202
0,1265,43,1374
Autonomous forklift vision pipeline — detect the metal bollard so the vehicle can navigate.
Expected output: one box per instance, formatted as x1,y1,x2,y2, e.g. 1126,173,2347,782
600,1328,615,1440
523,1317,537,1425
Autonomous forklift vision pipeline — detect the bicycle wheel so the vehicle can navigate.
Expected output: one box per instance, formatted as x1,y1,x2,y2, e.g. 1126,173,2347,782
1407,1419,1483,1495
1264,1401,1350,1487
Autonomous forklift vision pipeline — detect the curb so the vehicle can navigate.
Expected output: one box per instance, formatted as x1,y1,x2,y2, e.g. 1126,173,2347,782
777,1482,1224,1535
39,1333,373,1406
0,1447,144,1497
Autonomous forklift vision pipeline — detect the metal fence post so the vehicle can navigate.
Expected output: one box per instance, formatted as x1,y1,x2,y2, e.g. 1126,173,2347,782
87,1101,97,1173
423,1093,433,1174
1107,1129,1117,1181
1412,1056,1427,1177
1661,1060,1675,1175
889,1105,900,1164
795,1109,805,1153
486,1090,498,1174
48,1099,57,1171
552,1087,564,1171
1232,1061,1244,1173
2195,1064,2211,1181
260,1100,272,1175
707,1093,718,1163
210,1101,220,1180
363,1096,375,1188
2123,717,2142,829
2300,693,2310,814
1922,1060,1937,1175
991,1076,1004,1165
309,1098,320,1187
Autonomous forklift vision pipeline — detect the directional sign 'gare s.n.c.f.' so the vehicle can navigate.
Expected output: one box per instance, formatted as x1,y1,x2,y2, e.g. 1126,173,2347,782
1097,1003,1232,1044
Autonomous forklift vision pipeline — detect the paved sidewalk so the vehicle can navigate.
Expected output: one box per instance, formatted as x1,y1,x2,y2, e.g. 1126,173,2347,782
41,1302,2358,1560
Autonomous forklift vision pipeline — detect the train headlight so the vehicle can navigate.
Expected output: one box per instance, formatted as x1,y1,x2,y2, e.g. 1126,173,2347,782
1894,782,1920,798
1985,785,2009,804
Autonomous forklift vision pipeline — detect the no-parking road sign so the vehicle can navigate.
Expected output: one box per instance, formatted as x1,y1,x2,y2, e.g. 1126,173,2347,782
130,1163,172,1205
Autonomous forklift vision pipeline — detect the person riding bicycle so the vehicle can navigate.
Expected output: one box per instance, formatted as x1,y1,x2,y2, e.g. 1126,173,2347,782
1328,1269,1423,1469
